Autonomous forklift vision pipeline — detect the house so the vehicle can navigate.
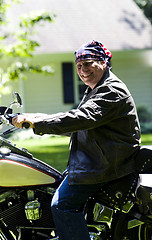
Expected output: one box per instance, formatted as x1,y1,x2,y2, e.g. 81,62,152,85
1,0,152,114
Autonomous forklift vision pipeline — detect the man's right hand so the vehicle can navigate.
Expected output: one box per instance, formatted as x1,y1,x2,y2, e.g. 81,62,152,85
12,114,35,129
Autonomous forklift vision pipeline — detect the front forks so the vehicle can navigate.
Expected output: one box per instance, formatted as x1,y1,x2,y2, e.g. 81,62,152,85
0,220,16,240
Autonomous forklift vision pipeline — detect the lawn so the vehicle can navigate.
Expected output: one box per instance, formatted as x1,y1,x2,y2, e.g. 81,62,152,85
12,136,70,173
141,134,152,145
11,134,152,173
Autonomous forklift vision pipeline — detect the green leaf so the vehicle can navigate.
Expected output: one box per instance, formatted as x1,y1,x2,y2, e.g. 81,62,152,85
0,1,55,96
19,10,56,28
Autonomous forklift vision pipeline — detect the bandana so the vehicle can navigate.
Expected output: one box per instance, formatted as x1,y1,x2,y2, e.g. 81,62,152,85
75,40,112,68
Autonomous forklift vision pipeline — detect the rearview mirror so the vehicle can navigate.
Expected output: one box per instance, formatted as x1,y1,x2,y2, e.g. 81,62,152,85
14,92,22,107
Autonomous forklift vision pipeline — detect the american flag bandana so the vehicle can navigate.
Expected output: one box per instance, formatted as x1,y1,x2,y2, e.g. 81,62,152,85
75,40,112,68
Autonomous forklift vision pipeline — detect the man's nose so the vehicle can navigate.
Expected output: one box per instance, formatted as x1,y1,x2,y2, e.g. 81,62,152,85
81,65,88,72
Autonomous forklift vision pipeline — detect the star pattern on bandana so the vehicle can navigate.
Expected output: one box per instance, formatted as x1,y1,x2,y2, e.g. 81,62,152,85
75,40,112,68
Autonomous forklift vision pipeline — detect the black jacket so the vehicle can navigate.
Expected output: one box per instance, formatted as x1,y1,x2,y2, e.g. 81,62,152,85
34,70,141,185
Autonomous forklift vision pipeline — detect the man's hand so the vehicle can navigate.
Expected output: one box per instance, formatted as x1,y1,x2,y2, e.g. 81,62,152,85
12,114,35,129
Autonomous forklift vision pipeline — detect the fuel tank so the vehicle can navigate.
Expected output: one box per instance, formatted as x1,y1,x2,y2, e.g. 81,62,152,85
0,137,64,187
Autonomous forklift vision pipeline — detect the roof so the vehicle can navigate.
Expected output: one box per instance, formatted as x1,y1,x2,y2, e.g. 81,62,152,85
7,0,152,53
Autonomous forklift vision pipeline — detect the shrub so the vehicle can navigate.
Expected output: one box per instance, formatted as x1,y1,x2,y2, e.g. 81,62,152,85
137,105,152,133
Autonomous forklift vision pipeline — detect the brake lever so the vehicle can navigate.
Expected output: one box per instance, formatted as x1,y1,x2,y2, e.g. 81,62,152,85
0,126,18,136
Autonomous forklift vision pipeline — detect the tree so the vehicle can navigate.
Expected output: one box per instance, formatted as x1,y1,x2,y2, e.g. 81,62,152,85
0,0,55,96
133,0,152,24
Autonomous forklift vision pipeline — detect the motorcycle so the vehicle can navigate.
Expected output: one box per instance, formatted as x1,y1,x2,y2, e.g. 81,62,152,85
0,92,152,240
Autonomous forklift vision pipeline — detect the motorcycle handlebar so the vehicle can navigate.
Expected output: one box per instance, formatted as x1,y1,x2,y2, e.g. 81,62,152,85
4,114,30,129
5,113,18,124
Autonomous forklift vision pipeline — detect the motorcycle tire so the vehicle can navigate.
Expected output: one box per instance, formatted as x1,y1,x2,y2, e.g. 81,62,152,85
0,223,15,240
0,230,9,240
139,224,152,239
111,213,141,240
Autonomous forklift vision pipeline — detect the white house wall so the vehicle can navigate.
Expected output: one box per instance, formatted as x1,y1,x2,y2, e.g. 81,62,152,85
1,50,152,115
22,63,74,114
20,50,152,114
112,50,152,111
8,53,73,114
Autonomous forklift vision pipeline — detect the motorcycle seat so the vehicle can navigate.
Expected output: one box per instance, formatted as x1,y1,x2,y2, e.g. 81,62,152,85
136,185,152,215
94,172,139,210
135,145,152,173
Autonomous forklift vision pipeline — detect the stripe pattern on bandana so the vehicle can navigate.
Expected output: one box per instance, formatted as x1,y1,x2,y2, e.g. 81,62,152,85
75,40,112,68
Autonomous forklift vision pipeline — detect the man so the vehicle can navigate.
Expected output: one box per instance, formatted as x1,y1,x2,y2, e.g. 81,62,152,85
12,40,141,240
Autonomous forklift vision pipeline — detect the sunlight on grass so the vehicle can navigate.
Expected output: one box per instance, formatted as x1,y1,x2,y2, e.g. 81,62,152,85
141,134,152,145
14,136,70,148
13,136,70,173
10,134,152,173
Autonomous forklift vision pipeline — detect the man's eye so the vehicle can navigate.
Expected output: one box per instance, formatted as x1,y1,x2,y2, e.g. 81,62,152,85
84,61,93,67
84,63,88,66
77,65,82,69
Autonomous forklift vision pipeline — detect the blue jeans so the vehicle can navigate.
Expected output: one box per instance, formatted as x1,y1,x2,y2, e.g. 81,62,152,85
51,175,104,240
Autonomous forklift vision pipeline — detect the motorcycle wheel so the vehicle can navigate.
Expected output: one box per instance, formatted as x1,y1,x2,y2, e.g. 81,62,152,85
0,230,9,240
111,213,141,240
139,224,152,239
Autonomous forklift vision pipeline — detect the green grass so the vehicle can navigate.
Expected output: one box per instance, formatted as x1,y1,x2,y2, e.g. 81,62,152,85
141,134,152,145
11,134,152,173
13,136,70,173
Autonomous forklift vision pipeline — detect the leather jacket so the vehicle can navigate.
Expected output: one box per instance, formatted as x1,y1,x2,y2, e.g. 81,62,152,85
34,69,141,185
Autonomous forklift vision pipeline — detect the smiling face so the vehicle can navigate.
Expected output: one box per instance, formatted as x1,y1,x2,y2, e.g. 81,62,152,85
76,60,107,89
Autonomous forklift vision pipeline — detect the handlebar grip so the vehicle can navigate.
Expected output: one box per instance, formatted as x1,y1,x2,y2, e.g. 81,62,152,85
5,113,18,124
22,122,30,129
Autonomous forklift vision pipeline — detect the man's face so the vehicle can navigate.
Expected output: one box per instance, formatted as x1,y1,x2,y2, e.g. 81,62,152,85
76,60,107,89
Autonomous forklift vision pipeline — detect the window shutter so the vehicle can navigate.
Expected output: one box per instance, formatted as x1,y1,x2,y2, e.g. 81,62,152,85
62,63,74,103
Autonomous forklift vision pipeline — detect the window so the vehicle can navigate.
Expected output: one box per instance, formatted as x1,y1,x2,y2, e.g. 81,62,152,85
62,63,74,103
78,76,87,101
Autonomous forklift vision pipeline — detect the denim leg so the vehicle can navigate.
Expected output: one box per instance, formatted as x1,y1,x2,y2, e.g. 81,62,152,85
51,175,103,240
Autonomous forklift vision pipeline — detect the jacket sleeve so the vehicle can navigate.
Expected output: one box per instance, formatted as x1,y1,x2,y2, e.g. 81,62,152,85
33,92,126,136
